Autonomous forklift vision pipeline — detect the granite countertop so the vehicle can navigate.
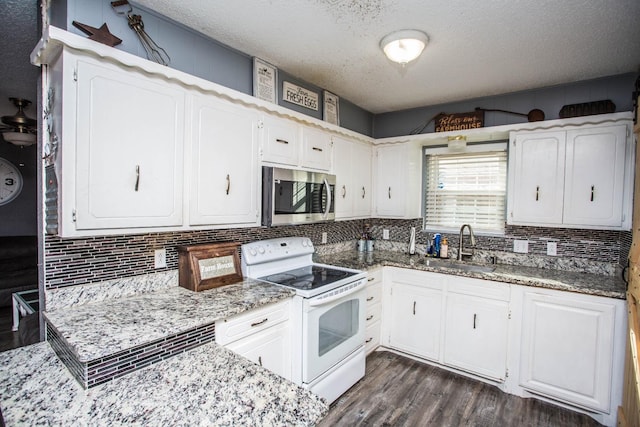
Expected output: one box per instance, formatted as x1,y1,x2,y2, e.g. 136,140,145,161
0,340,327,426
315,250,627,299
44,278,296,362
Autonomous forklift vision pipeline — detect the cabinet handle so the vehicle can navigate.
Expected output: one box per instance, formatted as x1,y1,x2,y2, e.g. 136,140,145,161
366,315,374,321
535,186,539,201
413,301,416,315
134,165,140,192
258,356,263,366
366,296,374,301
226,174,230,195
251,318,268,327
342,185,346,198
388,187,392,199
276,138,289,145
473,313,477,329
362,186,366,199
367,277,375,282
365,338,373,343
590,185,594,202
312,147,323,152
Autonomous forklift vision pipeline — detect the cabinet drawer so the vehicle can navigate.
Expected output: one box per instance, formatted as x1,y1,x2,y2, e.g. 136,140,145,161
448,276,510,301
390,267,446,291
365,320,381,354
216,300,290,345
367,268,383,285
366,282,383,306
366,302,381,325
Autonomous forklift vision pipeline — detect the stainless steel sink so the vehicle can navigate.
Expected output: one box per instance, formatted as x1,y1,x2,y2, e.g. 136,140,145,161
422,258,496,273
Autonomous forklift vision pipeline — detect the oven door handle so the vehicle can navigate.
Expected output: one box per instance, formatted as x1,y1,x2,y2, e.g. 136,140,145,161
308,280,366,307
322,178,332,219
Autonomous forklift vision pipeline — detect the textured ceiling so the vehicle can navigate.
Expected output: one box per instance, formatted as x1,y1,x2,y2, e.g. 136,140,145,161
136,0,640,113
0,0,39,115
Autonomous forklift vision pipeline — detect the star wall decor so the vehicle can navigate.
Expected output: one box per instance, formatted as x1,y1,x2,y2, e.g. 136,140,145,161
72,21,123,47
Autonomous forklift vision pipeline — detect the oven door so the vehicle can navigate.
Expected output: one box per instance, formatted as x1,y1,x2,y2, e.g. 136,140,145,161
302,279,366,383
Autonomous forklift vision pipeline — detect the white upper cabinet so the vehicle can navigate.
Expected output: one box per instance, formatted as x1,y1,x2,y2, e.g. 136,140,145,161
261,115,300,167
563,125,627,227
508,131,566,225
188,95,260,226
508,122,632,230
333,136,372,219
74,56,185,232
301,126,332,171
374,143,421,219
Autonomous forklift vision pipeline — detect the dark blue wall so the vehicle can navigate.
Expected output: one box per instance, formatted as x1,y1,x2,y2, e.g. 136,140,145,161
373,73,637,138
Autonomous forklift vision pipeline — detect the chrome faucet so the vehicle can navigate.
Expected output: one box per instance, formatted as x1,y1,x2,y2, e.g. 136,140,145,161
457,224,476,261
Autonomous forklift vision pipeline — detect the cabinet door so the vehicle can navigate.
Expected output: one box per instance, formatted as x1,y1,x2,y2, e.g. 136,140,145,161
375,144,406,217
509,131,565,225
563,125,627,227
301,126,332,170
261,115,300,166
189,95,259,226
224,322,291,381
443,294,509,381
388,282,443,360
352,141,373,217
75,60,184,229
519,292,615,412
333,136,353,218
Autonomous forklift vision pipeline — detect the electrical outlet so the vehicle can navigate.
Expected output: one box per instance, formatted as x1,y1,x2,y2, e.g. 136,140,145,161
154,249,167,269
547,242,557,256
383,229,390,240
513,240,529,253
321,232,327,244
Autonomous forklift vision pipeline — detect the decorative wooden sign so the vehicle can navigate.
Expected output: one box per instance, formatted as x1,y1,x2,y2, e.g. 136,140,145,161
177,242,242,292
283,81,319,111
435,110,484,132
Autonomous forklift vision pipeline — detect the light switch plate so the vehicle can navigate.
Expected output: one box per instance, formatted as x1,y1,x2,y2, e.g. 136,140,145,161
154,249,167,269
321,232,328,244
513,240,529,253
547,242,557,256
383,229,390,240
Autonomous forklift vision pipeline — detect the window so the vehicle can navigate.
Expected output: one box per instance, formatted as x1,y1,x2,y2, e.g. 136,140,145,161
423,143,507,233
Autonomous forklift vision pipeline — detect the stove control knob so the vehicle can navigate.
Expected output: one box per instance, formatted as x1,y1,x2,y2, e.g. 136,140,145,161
249,248,257,256
258,246,265,254
306,238,313,247
301,239,308,247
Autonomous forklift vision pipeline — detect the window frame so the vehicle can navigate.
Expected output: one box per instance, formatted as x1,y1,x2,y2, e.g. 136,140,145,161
422,141,508,236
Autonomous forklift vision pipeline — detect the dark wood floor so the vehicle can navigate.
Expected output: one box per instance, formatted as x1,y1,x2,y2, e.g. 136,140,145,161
319,351,601,427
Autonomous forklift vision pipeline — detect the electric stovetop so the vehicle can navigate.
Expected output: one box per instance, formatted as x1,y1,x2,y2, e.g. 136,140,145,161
259,264,357,291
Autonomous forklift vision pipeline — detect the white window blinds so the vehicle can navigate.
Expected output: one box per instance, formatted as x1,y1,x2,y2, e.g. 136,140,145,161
424,148,507,233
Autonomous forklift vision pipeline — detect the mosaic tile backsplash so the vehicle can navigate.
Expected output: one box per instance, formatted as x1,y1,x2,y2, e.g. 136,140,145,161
44,219,631,290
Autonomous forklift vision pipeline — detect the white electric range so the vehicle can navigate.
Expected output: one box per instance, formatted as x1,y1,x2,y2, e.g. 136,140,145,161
241,237,367,404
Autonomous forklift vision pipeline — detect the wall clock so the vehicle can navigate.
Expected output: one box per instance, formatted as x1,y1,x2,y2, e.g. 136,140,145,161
0,157,23,206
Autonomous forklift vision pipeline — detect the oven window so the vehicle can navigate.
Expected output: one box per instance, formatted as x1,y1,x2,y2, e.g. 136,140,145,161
318,299,359,356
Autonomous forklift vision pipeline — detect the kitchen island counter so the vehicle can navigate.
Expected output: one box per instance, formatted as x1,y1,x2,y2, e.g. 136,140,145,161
316,250,626,299
0,339,327,426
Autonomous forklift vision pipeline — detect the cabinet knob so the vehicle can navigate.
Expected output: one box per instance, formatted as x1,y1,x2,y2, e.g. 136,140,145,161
135,165,140,192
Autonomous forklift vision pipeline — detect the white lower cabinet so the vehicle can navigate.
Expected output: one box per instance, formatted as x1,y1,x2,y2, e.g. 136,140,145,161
518,289,617,413
216,300,292,381
364,268,383,354
386,268,444,360
443,292,509,381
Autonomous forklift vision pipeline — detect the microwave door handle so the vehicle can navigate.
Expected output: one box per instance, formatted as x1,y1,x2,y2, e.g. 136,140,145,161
308,280,366,307
322,178,332,219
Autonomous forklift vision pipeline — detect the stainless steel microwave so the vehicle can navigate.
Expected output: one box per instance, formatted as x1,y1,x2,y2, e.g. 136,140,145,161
262,167,336,226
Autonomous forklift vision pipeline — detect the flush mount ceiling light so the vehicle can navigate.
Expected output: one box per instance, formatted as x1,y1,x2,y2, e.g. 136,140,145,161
380,30,429,65
0,98,37,147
